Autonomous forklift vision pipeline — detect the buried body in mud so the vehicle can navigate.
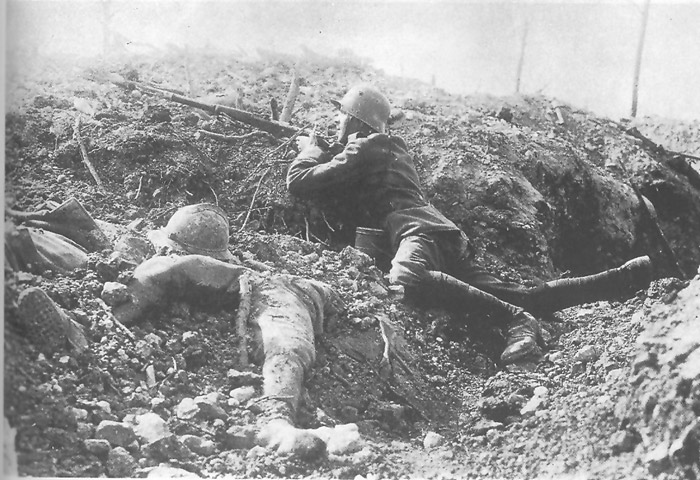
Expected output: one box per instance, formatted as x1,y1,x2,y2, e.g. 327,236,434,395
112,253,348,459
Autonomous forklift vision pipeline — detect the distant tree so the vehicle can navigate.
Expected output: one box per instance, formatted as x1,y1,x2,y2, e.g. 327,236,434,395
631,0,651,118
515,20,529,93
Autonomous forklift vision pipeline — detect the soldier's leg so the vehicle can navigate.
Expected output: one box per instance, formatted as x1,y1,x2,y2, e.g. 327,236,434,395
390,232,543,364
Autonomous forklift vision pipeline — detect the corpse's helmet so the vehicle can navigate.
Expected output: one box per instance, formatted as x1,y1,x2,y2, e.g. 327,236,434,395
147,203,234,261
331,84,391,133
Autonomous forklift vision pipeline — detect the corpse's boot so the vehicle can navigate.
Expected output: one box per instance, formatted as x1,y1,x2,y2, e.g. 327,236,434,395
501,311,543,365
17,287,88,354
530,256,652,313
421,271,544,365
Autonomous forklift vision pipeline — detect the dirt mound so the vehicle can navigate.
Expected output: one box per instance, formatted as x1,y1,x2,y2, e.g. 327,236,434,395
4,51,700,479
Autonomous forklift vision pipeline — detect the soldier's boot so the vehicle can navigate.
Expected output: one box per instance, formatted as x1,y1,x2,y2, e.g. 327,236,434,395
419,271,544,365
530,256,652,313
17,287,88,354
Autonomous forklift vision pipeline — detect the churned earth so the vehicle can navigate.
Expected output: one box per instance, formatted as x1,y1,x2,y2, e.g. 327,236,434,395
4,49,700,479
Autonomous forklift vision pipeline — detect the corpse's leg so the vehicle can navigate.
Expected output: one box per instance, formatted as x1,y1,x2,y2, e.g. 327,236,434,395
251,275,342,459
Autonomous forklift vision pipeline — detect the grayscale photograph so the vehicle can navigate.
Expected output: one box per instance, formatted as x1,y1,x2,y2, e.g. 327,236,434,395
3,0,700,478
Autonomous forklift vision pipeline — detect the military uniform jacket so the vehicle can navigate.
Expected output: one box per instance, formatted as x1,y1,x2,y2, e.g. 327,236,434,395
286,133,459,250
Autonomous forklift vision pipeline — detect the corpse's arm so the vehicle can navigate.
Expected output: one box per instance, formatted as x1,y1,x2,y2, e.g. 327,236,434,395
286,140,367,197
113,254,255,325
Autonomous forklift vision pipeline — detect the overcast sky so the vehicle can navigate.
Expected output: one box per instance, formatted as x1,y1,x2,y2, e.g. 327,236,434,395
6,0,700,121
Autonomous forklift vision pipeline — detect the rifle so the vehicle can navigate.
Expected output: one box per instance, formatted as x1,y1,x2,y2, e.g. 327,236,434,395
114,77,329,144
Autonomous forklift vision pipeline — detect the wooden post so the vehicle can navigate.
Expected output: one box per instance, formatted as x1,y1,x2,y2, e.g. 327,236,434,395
631,0,651,118
280,71,300,124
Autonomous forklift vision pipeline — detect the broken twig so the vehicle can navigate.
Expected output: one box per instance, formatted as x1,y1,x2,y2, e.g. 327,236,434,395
96,298,135,341
239,166,272,232
73,115,106,194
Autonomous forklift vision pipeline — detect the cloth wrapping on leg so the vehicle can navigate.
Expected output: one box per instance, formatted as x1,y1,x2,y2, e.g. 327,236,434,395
5,223,88,273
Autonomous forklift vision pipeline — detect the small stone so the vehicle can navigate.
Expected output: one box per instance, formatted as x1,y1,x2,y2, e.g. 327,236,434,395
106,446,137,477
533,386,549,397
229,386,256,404
130,412,169,443
95,400,112,414
423,431,445,449
194,394,228,421
222,425,256,450
470,419,504,436
182,331,199,345
101,282,130,306
95,420,137,447
142,434,193,462
609,429,640,454
179,434,217,455
669,419,700,461
76,422,95,439
520,395,546,416
83,438,111,455
175,398,199,420
645,441,671,475
573,345,599,364
72,408,89,421
143,333,163,347
246,445,267,458
135,340,154,359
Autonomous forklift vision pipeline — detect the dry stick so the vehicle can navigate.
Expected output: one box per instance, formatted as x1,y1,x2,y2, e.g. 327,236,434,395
237,127,306,191
95,299,135,341
74,115,106,194
236,274,252,366
236,132,303,231
279,71,300,124
239,165,272,232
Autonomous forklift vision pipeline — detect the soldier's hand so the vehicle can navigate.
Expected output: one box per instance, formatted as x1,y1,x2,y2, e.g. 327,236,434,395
296,133,318,151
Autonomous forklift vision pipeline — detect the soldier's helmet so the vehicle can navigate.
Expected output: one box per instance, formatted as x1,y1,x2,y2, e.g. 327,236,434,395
148,203,234,261
331,84,391,133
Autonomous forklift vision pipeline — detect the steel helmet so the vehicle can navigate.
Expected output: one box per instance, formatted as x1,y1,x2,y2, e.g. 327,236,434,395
331,84,391,133
147,203,234,261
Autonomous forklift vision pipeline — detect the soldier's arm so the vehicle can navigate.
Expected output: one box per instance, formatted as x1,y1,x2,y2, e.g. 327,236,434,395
286,139,370,196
